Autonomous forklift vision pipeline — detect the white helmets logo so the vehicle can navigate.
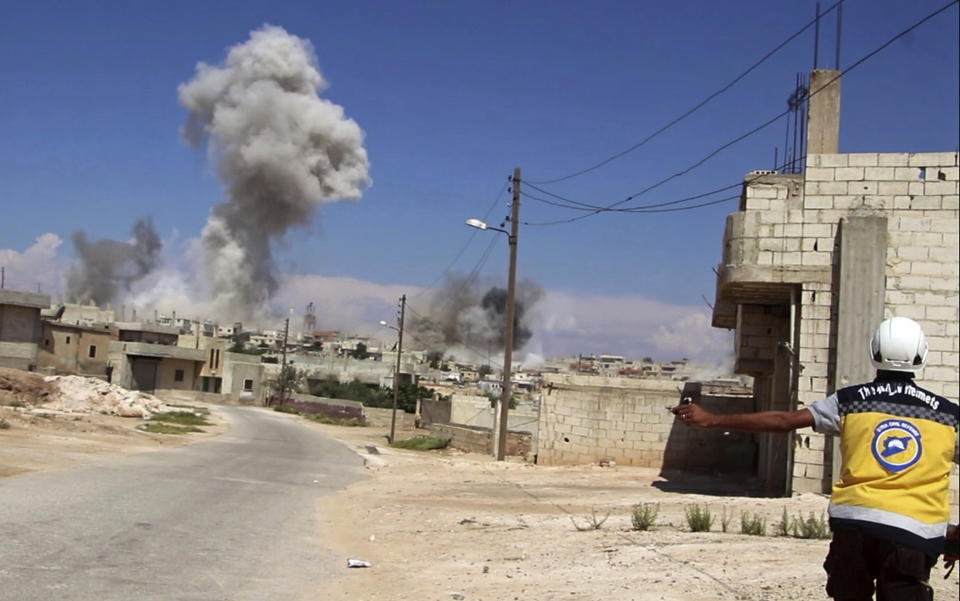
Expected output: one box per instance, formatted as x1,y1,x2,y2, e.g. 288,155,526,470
869,317,928,373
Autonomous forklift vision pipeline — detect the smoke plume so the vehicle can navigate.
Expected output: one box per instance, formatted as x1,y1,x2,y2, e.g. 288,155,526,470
410,275,543,358
178,25,370,321
66,219,162,306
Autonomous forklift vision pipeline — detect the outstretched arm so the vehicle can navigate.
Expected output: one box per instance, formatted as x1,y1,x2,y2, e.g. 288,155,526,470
672,403,815,433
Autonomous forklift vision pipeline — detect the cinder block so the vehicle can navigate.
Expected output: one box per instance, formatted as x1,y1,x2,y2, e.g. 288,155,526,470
926,304,958,322
802,251,832,266
896,216,935,232
877,181,909,195
895,167,923,181
930,278,957,292
848,153,879,167
908,152,958,167
865,167,896,180
925,181,959,195
879,153,909,167
943,195,959,210
897,246,929,261
932,217,959,234
848,181,878,195
936,166,959,181
835,167,864,181
781,251,802,265
802,222,832,238
783,227,802,242
811,181,847,195
911,262,943,276
805,167,835,182
818,154,848,167
832,195,864,210
893,195,913,210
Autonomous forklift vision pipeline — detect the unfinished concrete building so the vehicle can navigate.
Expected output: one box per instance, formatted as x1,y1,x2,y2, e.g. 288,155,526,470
711,69,959,498
0,289,50,370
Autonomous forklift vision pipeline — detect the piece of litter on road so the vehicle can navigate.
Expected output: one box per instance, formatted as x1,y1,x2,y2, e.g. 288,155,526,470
369,535,376,542
347,558,372,568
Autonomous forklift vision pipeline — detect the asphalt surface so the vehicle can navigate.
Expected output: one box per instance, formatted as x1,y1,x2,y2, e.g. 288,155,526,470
0,406,367,601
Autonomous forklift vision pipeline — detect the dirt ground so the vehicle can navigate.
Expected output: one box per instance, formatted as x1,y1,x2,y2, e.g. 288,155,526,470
308,422,959,601
2,391,957,601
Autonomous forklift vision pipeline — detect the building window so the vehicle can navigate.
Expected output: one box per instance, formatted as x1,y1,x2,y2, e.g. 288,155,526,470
66,336,71,344
243,378,254,392
88,345,97,358
175,369,184,382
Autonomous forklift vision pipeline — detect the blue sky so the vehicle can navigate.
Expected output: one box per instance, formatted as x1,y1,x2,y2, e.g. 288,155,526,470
1,0,958,366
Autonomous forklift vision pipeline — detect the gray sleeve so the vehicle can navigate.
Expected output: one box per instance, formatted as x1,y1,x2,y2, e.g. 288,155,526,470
807,393,841,435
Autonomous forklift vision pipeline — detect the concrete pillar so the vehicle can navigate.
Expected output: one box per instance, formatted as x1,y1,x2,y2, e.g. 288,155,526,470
807,69,841,155
831,215,887,483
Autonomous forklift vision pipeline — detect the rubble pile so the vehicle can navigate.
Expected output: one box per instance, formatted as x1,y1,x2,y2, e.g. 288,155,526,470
1,367,168,418
42,375,169,418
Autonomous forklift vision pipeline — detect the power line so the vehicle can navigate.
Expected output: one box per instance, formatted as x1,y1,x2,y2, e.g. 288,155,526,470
523,0,959,227
522,179,743,213
528,0,846,185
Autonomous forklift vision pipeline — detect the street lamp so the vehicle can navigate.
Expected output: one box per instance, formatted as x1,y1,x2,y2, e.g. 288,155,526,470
379,294,406,444
465,167,520,461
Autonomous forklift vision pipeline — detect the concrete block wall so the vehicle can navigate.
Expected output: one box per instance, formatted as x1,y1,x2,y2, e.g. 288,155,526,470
742,152,958,506
537,375,682,467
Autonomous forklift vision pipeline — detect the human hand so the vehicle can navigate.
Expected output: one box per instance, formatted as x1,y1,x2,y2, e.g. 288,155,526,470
944,524,958,576
671,402,714,428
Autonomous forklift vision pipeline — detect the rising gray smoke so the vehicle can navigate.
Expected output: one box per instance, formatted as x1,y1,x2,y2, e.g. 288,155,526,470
66,219,162,306
178,25,370,321
410,275,543,356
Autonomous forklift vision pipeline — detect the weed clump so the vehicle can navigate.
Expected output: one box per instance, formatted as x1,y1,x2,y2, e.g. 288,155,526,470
685,504,714,532
792,512,830,539
740,512,767,536
390,435,450,451
139,423,203,434
571,509,610,531
149,411,209,427
631,503,659,531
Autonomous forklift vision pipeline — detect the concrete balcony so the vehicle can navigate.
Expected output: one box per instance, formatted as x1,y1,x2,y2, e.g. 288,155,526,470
711,172,828,328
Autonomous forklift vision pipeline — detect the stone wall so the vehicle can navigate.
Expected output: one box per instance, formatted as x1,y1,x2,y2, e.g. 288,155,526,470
537,375,757,472
428,422,532,457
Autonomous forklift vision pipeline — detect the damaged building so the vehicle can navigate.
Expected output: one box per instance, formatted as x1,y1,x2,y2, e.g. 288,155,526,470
711,69,959,496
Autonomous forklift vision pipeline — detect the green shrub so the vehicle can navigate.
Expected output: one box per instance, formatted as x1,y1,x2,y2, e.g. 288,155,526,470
306,414,365,427
631,503,659,531
139,423,203,434
390,435,450,451
720,506,731,533
740,512,767,536
571,509,609,531
774,507,791,537
0,417,9,430
149,411,210,427
273,405,299,414
791,512,830,539
685,504,714,532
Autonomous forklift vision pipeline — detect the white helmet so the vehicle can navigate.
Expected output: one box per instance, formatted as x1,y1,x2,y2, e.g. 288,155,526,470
869,317,928,373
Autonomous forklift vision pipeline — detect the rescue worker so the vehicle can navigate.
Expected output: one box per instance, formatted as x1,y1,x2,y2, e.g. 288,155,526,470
673,316,958,600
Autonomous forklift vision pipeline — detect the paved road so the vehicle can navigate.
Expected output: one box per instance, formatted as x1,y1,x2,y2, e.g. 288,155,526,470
0,406,366,601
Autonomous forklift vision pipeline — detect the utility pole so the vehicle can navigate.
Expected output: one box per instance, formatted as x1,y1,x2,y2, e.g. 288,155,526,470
494,167,521,461
278,314,290,405
389,295,406,444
